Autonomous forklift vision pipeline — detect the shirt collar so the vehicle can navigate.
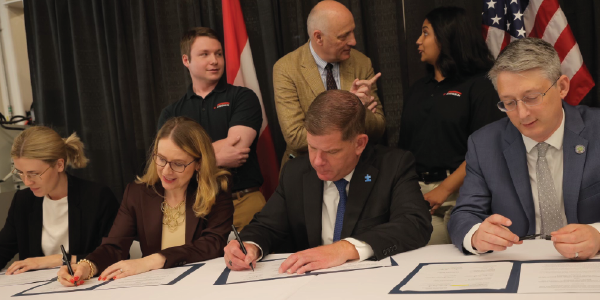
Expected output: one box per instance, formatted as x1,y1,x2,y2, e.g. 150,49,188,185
522,108,566,153
325,169,355,189
185,79,227,99
309,41,336,70
424,72,437,83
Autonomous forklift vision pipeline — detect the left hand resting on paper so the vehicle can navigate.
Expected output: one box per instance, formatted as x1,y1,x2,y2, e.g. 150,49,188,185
98,253,166,281
551,224,600,260
278,241,359,275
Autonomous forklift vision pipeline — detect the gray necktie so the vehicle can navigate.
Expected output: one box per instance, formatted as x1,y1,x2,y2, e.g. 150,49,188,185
536,142,563,235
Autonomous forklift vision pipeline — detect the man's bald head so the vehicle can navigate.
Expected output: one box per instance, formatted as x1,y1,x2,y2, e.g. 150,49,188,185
307,1,356,63
307,1,352,35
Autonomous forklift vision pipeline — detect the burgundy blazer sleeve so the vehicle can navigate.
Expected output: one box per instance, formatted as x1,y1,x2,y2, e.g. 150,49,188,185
159,190,234,268
85,184,137,274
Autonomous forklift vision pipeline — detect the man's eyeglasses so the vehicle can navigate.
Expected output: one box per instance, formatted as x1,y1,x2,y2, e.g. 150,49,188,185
153,154,196,173
497,77,560,112
12,165,52,182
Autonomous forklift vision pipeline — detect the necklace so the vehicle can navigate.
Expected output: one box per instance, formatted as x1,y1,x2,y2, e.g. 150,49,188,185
161,199,186,232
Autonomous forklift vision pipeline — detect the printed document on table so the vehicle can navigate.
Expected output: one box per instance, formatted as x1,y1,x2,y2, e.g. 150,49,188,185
400,262,514,292
0,268,59,287
16,279,106,296
311,257,393,274
518,262,600,293
225,259,307,284
95,264,200,290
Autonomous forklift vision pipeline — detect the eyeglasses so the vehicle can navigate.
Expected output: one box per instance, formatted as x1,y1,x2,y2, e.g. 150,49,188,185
497,77,560,112
12,165,52,182
153,154,196,173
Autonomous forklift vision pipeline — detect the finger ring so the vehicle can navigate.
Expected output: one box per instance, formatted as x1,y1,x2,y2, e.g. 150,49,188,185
229,260,233,267
575,252,579,259
57,277,60,283
119,268,124,273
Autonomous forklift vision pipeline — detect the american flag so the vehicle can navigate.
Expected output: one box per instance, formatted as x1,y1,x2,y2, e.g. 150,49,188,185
482,0,595,105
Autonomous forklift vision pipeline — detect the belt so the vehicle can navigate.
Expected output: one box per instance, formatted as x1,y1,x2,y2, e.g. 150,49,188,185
418,170,451,184
232,187,261,199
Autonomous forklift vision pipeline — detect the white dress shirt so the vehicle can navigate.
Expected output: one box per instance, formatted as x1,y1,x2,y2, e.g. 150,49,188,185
322,170,374,261
250,170,374,261
41,195,69,255
464,109,600,254
309,41,341,89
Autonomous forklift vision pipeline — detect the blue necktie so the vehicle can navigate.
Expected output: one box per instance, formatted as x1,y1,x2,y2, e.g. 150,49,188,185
332,179,348,242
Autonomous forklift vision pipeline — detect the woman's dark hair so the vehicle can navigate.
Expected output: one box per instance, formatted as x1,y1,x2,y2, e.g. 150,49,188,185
425,6,495,78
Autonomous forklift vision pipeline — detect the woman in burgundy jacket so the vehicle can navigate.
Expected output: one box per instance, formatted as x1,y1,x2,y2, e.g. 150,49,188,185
58,117,233,286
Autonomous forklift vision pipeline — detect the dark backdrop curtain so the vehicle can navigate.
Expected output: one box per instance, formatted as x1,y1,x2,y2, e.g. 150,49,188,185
24,0,600,199
24,0,226,198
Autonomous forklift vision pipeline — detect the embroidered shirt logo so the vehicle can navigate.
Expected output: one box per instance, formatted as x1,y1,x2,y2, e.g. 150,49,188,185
214,102,230,109
444,91,462,97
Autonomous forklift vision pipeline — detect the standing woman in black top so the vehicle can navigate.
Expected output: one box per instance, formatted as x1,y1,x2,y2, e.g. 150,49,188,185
398,7,504,245
0,127,119,273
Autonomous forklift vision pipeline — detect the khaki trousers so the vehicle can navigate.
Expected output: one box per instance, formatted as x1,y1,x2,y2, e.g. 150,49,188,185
419,181,458,245
233,191,266,231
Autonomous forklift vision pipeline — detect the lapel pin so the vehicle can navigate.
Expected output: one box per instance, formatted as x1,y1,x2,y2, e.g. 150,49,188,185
575,145,585,154
365,174,372,182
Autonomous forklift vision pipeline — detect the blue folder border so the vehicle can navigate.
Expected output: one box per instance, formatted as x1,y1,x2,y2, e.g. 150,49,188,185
389,259,595,294
12,263,204,296
214,257,398,285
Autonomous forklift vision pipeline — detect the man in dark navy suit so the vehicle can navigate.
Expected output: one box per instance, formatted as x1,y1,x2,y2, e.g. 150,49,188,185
449,38,600,260
224,90,432,274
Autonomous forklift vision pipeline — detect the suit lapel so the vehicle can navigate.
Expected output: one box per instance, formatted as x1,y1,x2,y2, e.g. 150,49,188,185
66,175,81,254
341,161,378,238
142,187,164,253
300,42,326,98
185,188,200,243
562,104,586,223
29,196,44,256
303,168,323,248
502,123,536,234
339,56,354,91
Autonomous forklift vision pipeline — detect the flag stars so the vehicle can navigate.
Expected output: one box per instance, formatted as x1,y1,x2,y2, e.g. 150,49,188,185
514,9,524,20
504,4,507,14
491,14,501,25
487,0,496,9
507,21,511,30
511,0,518,4
517,27,526,37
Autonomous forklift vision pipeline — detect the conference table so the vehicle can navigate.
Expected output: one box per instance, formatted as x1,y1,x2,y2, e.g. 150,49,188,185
1,240,598,299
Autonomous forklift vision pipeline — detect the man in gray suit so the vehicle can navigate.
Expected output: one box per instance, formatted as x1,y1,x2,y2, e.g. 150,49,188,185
448,38,600,260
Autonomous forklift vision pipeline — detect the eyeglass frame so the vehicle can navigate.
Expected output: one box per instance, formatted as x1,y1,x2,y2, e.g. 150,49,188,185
152,153,197,173
497,77,560,112
12,165,53,182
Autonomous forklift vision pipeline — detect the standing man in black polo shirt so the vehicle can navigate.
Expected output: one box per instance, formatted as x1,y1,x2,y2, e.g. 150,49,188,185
158,27,265,231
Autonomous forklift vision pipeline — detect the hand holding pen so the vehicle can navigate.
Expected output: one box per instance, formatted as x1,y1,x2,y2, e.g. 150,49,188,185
232,225,254,272
223,225,260,271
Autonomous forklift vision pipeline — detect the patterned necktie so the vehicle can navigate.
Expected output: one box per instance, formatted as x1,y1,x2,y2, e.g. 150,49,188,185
536,142,563,235
332,179,348,242
325,63,338,90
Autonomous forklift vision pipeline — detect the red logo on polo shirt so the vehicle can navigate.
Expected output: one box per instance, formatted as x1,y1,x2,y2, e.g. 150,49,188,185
214,102,230,109
444,91,462,97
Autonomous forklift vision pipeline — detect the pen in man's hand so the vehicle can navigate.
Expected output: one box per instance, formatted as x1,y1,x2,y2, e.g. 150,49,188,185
519,234,551,241
60,245,74,276
231,224,254,272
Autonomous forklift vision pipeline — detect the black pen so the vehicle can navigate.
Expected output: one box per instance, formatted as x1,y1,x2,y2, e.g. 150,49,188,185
60,245,73,276
231,224,254,272
519,234,552,241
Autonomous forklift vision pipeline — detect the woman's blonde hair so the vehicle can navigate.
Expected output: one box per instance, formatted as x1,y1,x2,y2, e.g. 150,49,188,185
137,117,229,218
11,126,89,169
